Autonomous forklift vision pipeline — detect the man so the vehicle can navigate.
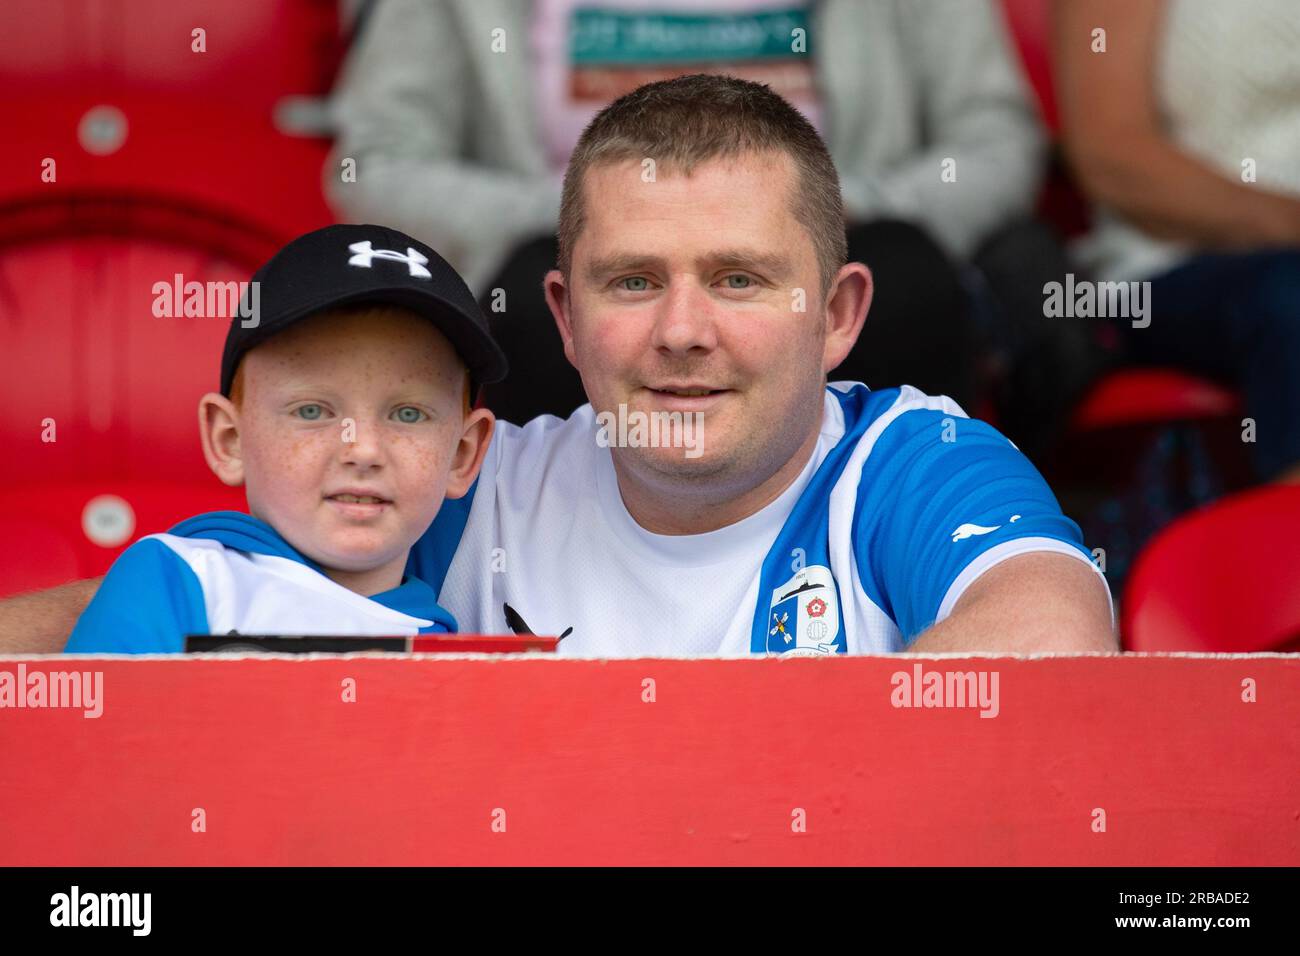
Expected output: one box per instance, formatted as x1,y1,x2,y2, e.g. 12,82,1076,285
5,75,1114,655
327,0,1054,432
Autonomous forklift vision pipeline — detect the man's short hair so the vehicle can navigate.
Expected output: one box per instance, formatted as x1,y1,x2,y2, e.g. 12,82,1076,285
558,73,848,296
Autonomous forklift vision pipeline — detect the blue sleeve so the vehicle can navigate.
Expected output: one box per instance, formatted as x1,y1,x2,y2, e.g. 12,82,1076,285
64,538,209,654
404,477,478,593
854,410,1093,645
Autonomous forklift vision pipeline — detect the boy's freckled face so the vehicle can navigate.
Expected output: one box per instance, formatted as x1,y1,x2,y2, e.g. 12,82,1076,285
236,309,465,578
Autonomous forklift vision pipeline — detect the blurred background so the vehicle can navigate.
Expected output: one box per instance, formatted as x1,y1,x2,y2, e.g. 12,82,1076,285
0,0,1296,651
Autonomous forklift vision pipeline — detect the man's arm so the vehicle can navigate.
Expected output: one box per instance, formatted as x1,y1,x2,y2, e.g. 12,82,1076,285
908,552,1116,653
0,578,102,654
855,395,1115,652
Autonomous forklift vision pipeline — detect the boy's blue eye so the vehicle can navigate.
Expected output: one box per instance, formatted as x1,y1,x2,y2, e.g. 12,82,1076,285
620,276,650,292
725,274,752,289
393,406,426,423
296,404,324,420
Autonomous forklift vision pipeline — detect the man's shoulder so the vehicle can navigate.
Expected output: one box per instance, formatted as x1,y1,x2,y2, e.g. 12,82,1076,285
494,403,598,448
831,382,975,467
488,404,601,484
830,382,1033,509
828,384,1093,642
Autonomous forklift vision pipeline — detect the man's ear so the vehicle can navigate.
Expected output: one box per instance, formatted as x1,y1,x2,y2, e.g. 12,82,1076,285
822,262,873,374
543,268,578,368
198,393,246,487
445,406,496,499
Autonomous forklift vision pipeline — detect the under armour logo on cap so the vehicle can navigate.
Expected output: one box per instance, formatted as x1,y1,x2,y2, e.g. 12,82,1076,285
347,240,432,278
220,224,508,399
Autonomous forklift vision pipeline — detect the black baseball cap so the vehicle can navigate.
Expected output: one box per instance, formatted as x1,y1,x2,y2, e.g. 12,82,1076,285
220,223,508,397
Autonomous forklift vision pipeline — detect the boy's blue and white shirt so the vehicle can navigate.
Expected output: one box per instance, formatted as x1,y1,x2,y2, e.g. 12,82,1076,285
410,383,1113,657
65,511,456,653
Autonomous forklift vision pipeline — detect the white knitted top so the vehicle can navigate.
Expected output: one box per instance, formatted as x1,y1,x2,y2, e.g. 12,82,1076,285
1077,0,1300,280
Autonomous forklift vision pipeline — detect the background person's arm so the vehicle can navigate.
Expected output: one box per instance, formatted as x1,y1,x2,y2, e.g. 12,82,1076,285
874,0,1046,258
907,552,1116,653
814,0,1044,258
1053,0,1300,247
0,577,102,654
324,0,560,293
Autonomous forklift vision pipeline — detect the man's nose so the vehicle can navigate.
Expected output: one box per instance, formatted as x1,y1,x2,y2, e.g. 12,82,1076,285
649,279,719,355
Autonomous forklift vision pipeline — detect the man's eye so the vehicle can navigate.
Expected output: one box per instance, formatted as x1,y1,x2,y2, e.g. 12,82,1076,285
619,276,651,292
295,404,325,420
723,274,753,289
392,406,426,423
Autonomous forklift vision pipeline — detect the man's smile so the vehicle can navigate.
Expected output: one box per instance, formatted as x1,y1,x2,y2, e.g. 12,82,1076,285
641,383,735,411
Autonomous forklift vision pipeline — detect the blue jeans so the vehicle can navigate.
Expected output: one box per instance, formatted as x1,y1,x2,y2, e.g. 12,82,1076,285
1122,249,1300,480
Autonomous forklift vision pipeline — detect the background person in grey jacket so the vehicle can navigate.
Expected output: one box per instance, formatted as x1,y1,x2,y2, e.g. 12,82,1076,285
327,0,1063,445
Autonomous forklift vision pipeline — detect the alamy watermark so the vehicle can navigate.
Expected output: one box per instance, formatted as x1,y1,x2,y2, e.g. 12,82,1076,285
596,403,705,459
152,274,260,328
890,663,1000,718
50,886,150,935
1043,273,1151,328
0,664,103,718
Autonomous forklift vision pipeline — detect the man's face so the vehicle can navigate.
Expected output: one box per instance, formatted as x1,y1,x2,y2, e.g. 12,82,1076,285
551,151,839,494
233,309,471,584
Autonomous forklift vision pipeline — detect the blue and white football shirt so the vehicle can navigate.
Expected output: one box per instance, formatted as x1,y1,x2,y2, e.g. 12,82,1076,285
65,510,456,653
409,383,1112,656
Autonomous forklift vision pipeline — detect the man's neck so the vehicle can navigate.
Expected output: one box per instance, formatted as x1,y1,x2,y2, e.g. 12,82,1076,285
611,406,825,536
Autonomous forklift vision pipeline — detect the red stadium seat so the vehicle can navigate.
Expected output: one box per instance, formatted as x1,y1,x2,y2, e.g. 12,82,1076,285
0,480,247,599
0,0,340,115
1122,484,1300,652
998,0,1093,237
0,94,335,253
0,0,340,246
0,3,341,599
1071,369,1243,431
999,0,1059,132
0,224,266,484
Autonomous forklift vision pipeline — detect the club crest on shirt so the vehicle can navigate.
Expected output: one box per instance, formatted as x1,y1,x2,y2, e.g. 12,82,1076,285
767,564,842,655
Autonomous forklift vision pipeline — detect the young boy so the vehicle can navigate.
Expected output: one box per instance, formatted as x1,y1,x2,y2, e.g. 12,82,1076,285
64,224,506,652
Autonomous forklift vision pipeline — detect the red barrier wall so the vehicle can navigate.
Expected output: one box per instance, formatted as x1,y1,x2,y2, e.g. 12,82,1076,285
1,655,1296,865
